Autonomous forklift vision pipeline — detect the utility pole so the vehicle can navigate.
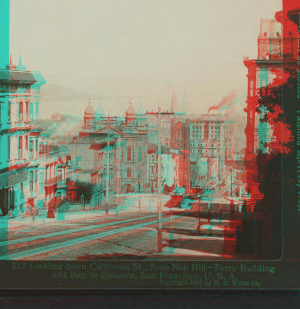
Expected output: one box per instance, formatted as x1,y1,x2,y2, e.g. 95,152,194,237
116,142,120,216
231,164,233,197
157,112,162,229
157,111,163,253
105,133,110,214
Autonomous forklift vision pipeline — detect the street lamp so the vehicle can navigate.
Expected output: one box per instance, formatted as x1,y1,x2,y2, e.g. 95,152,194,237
80,193,85,211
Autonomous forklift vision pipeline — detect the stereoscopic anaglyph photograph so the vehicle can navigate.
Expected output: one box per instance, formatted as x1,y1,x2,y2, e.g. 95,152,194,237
1,0,299,262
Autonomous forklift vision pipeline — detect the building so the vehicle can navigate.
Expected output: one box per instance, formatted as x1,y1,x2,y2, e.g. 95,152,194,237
71,101,149,208
147,143,158,193
0,58,46,215
37,137,76,217
0,56,75,218
243,5,299,203
181,114,245,195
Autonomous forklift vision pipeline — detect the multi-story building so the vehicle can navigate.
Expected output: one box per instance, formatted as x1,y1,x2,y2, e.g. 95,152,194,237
138,109,174,147
243,5,299,202
0,57,74,218
0,58,46,215
183,115,242,191
147,143,158,193
37,137,76,217
71,101,149,207
244,13,298,160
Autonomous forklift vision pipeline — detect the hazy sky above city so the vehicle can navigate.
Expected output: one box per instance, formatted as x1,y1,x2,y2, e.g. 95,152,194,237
9,0,282,118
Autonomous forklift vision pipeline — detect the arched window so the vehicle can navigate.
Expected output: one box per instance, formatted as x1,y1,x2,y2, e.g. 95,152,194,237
127,146,131,161
127,167,131,178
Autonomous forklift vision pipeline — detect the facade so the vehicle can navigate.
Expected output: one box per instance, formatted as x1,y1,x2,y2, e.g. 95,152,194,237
147,143,158,193
71,101,149,207
243,7,299,202
0,58,75,218
120,104,148,194
70,94,246,205
137,101,244,196
182,115,244,194
244,13,298,160
0,59,45,215
138,109,174,147
37,138,76,217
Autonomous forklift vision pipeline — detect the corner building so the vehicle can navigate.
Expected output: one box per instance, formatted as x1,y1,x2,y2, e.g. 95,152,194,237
0,59,45,214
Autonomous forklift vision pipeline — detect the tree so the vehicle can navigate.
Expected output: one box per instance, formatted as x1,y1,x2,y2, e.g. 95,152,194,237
241,200,247,212
255,68,298,259
75,181,95,203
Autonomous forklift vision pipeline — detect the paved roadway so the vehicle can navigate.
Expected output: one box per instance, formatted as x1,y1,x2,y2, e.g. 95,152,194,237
0,210,239,260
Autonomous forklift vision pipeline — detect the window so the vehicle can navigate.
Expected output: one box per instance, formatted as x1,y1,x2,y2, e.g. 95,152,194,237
151,166,155,175
250,80,254,97
18,136,23,159
19,102,23,122
39,172,43,191
138,169,141,179
35,102,39,121
127,167,131,178
127,146,131,161
29,139,33,159
29,102,33,121
8,102,11,123
138,147,142,162
0,136,2,163
36,139,38,158
35,170,38,190
30,171,33,192
7,137,10,160
25,136,28,152
25,102,29,121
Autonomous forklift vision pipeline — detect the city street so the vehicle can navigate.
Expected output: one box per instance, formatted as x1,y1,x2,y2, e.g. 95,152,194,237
0,200,240,260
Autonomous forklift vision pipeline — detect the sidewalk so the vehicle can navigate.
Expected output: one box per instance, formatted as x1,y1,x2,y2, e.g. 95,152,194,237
4,195,169,229
7,209,107,228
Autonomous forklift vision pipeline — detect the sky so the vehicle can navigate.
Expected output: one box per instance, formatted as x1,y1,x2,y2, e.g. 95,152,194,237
9,0,282,118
